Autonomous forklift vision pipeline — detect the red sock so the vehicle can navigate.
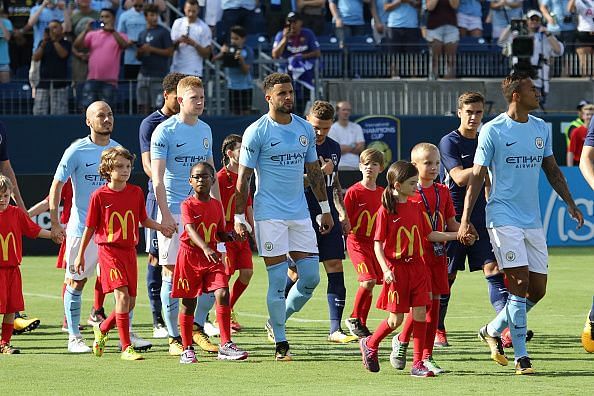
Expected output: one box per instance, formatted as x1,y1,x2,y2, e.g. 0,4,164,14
351,287,370,321
229,280,248,310
179,313,194,349
116,312,131,351
361,292,373,326
216,304,231,345
423,299,440,360
94,278,105,311
367,319,395,350
400,309,414,343
1,323,13,344
99,311,116,333
412,320,427,365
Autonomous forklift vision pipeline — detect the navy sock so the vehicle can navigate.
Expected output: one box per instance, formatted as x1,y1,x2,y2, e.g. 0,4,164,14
438,278,455,331
327,272,346,334
590,297,594,322
486,273,509,314
146,264,163,326
284,275,295,298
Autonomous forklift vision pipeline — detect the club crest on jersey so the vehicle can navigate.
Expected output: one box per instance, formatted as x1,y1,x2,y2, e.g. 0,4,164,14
299,135,308,147
535,137,544,149
505,251,516,262
203,138,210,149
264,242,273,251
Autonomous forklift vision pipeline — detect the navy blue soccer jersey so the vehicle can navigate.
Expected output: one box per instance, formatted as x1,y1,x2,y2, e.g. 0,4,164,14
139,110,169,194
305,136,341,214
586,120,594,147
438,130,487,226
0,121,9,162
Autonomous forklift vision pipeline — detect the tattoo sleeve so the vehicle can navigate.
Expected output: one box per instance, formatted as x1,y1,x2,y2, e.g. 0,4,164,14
332,175,347,220
304,161,329,202
235,165,254,215
542,155,576,208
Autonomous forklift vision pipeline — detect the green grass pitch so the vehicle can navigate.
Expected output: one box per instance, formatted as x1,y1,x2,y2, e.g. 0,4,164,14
3,247,594,395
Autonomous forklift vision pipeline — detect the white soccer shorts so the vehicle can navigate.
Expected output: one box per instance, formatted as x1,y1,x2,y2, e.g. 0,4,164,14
487,226,548,274
254,218,319,257
156,211,184,266
64,235,99,281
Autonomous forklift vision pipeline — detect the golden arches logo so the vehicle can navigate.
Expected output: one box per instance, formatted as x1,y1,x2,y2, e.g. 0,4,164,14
108,210,135,243
177,278,189,291
225,192,236,222
109,268,122,281
387,290,399,304
197,222,217,244
0,232,17,261
356,262,369,274
395,225,423,259
351,210,378,237
422,211,445,231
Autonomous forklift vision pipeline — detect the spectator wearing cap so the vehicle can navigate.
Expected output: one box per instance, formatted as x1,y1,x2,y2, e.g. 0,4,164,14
117,0,147,80
425,0,459,79
328,0,368,43
568,0,594,77
567,104,594,166
489,0,523,41
565,100,592,145
170,0,211,77
70,0,100,88
217,0,256,44
296,0,327,36
457,0,482,37
74,7,130,108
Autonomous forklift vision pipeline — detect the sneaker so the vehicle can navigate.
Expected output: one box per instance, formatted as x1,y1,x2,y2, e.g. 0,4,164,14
68,335,91,353
501,328,512,348
359,336,379,372
121,345,144,361
389,333,408,370
129,332,152,351
423,355,445,375
478,325,508,366
204,320,220,337
410,360,436,377
582,312,594,353
180,346,198,364
192,323,218,353
13,313,41,335
168,336,184,356
61,317,84,333
218,341,248,361
344,317,372,339
515,356,535,375
87,307,107,326
275,340,292,361
327,329,358,344
265,319,275,343
92,324,108,357
152,322,169,339
0,342,20,354
434,329,450,347
230,310,242,332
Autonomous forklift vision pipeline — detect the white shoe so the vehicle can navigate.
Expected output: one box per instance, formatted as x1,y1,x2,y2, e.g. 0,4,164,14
119,331,153,352
153,323,168,339
204,321,220,337
68,335,91,353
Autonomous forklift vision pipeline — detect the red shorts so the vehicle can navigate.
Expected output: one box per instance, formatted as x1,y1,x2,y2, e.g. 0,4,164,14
425,254,449,295
56,239,67,269
172,245,229,299
0,267,24,313
376,257,430,314
224,239,253,276
346,236,383,284
98,245,138,297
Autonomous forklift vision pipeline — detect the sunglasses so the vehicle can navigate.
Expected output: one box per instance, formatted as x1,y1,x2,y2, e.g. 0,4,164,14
190,174,212,180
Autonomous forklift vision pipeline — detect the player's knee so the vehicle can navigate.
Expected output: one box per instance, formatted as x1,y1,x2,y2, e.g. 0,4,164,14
411,306,426,322
70,278,87,290
215,288,230,304
482,262,500,277
238,269,253,284
387,313,403,329
360,279,376,290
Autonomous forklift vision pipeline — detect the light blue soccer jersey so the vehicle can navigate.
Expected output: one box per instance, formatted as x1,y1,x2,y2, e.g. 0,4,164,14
150,115,213,214
474,113,553,229
240,114,318,221
54,136,120,237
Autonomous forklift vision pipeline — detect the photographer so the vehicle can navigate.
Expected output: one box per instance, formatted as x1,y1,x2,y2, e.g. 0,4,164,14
498,10,563,109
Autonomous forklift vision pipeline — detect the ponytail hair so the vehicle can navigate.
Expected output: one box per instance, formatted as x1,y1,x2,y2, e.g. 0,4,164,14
382,161,418,214
221,134,242,183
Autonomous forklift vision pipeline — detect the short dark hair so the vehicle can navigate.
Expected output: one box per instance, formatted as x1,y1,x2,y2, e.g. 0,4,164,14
457,91,484,109
100,8,116,17
230,25,246,38
185,0,199,6
162,72,187,93
309,100,334,120
501,72,530,103
263,73,292,93
144,3,160,15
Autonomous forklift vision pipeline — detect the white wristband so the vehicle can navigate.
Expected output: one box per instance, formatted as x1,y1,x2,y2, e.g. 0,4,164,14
319,200,331,214
234,213,253,233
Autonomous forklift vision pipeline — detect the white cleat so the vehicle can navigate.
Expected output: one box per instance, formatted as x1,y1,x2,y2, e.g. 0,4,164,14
204,321,220,337
68,335,91,353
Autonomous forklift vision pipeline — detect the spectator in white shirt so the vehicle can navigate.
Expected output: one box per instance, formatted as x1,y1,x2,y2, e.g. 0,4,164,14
170,0,212,77
328,100,366,170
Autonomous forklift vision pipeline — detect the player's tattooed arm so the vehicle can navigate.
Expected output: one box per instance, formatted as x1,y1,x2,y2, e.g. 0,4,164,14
304,161,329,202
235,165,254,215
332,175,351,234
542,155,584,228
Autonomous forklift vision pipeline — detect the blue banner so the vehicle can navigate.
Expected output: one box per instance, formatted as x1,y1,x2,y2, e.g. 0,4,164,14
355,115,400,164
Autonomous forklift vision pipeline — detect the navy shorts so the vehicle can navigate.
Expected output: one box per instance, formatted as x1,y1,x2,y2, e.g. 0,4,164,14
145,192,159,257
446,225,495,273
310,207,345,262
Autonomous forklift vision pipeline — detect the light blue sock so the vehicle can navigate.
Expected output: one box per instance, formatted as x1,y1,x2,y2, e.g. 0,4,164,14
286,256,320,319
160,278,179,338
64,285,82,336
506,294,528,360
267,261,289,343
194,292,215,326
487,303,509,337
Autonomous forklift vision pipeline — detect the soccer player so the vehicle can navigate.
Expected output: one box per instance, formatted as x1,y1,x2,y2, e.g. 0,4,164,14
217,134,254,331
459,73,584,374
75,147,174,360
139,71,186,339
234,72,333,360
175,162,248,364
436,92,509,348
150,76,221,355
0,175,56,354
359,161,460,376
343,148,385,339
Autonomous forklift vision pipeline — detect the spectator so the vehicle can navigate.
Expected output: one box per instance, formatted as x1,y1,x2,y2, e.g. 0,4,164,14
136,3,174,114
567,103,594,166
90,0,119,11
217,0,256,44
296,0,327,36
425,0,459,79
213,25,253,115
371,0,387,44
123,0,165,11
457,0,482,37
170,0,212,77
70,0,100,88
539,0,576,46
489,0,523,41
0,10,12,83
565,99,591,145
328,100,365,170
329,0,368,44
117,0,147,80
74,8,130,108
384,0,422,77
32,19,71,115
204,0,223,34
5,0,35,79
262,0,292,39
568,0,594,77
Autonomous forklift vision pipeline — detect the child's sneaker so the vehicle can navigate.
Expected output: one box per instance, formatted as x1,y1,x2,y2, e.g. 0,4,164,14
68,335,91,353
410,361,435,377
389,333,408,370
0,342,20,354
180,346,198,364
434,329,450,347
230,310,242,332
121,345,144,361
359,336,379,372
423,355,445,375
275,341,292,361
218,341,248,361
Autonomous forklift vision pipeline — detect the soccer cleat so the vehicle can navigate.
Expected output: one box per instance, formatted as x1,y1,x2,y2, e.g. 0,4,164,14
265,320,275,343
129,332,152,351
389,334,408,370
410,361,436,377
204,320,220,337
423,356,445,375
192,324,219,353
434,329,450,347
230,310,242,332
168,336,184,356
68,335,91,353
501,328,512,348
344,317,372,339
275,341,292,361
87,307,107,326
180,346,198,364
359,336,380,372
0,343,20,354
13,313,41,335
153,322,169,339
92,324,108,357
581,312,594,353
515,356,535,375
218,341,248,361
478,325,508,366
121,345,144,361
327,329,359,344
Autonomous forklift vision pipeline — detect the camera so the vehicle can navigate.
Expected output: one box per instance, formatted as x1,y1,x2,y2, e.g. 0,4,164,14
91,20,104,30
509,19,538,78
222,45,240,67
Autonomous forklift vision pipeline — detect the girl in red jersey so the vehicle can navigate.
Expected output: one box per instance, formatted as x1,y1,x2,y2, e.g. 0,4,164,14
343,148,384,338
359,161,459,377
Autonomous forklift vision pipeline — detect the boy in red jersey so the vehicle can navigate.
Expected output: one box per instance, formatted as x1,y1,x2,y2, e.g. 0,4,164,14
217,134,254,331
175,161,248,364
391,143,460,375
0,175,55,354
343,148,385,338
74,146,174,361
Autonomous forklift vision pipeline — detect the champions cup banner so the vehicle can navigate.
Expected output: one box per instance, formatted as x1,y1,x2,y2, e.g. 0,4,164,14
355,115,400,164
539,167,594,246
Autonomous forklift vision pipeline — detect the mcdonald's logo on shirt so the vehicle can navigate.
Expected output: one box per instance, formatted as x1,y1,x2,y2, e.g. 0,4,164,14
0,232,17,261
356,262,369,274
387,290,399,304
108,210,135,243
197,222,217,244
352,210,378,237
225,192,236,222
395,225,423,259
177,278,190,291
109,268,123,281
